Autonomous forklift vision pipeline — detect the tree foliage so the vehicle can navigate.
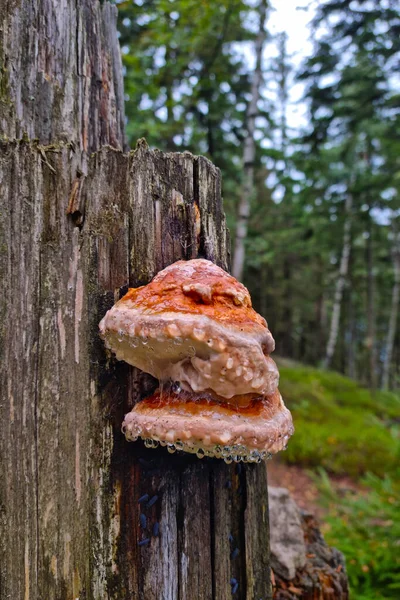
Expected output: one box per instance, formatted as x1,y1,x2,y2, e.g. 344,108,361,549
117,0,400,387
118,0,256,205
117,3,400,593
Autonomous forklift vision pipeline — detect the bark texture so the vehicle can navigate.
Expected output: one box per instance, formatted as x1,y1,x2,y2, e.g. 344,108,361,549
0,138,270,600
232,0,268,282
0,3,272,598
0,0,126,152
0,140,270,600
273,511,349,600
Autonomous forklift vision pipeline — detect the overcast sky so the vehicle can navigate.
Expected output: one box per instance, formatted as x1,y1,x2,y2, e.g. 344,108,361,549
269,0,314,57
268,0,316,129
239,0,316,130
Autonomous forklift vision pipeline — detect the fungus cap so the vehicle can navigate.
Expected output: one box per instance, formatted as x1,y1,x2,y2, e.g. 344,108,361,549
99,259,278,400
122,388,294,463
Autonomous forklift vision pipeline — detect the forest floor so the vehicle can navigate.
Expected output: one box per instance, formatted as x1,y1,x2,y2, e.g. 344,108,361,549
268,459,322,516
267,458,366,522
274,359,400,599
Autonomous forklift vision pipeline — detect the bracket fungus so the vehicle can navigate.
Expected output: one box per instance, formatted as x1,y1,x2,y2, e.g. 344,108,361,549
99,259,293,463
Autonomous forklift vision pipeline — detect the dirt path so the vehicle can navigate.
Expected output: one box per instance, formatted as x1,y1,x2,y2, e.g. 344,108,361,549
267,458,366,522
267,458,324,518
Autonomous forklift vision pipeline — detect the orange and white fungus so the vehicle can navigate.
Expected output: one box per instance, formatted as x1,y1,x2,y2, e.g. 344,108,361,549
122,388,292,462
99,258,293,463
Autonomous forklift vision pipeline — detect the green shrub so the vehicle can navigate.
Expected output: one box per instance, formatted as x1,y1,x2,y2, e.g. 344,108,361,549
276,362,400,598
314,468,400,599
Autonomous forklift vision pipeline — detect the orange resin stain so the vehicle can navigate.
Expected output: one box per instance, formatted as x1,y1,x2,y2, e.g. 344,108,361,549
139,388,280,418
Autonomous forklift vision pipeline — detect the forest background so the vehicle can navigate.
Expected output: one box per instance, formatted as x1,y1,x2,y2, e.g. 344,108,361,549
116,1,400,598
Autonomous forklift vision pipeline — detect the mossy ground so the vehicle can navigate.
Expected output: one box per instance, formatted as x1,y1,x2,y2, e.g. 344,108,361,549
276,359,400,599
278,359,400,477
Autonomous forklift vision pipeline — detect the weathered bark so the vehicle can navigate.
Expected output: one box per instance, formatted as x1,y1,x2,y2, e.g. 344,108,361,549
272,511,349,599
0,140,126,600
232,0,268,282
0,0,126,152
1,3,126,596
323,194,352,369
0,3,272,598
382,229,400,390
0,138,271,600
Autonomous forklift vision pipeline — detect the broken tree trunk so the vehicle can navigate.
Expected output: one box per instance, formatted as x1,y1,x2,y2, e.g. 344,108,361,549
272,509,349,599
0,2,272,599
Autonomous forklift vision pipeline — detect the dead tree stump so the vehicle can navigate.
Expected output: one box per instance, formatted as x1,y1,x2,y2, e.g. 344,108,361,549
0,2,271,599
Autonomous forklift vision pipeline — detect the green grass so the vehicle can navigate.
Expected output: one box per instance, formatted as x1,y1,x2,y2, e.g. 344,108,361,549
314,469,400,599
278,361,400,477
277,360,400,599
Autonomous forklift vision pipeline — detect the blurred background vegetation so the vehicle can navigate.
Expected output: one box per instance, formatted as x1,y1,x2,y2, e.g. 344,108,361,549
116,0,399,597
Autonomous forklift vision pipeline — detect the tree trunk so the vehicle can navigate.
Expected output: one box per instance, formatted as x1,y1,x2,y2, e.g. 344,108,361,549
272,510,349,599
382,229,400,390
0,1,126,152
323,193,352,369
232,0,268,282
365,215,378,390
0,3,272,599
314,258,327,366
347,287,357,380
277,32,289,156
281,258,293,357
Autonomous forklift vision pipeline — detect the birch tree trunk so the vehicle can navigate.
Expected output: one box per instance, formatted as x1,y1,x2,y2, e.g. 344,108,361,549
382,229,400,390
0,3,272,599
232,0,268,282
323,193,353,369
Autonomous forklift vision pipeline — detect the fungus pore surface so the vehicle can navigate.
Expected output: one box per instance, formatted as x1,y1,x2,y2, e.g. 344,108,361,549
99,258,293,461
